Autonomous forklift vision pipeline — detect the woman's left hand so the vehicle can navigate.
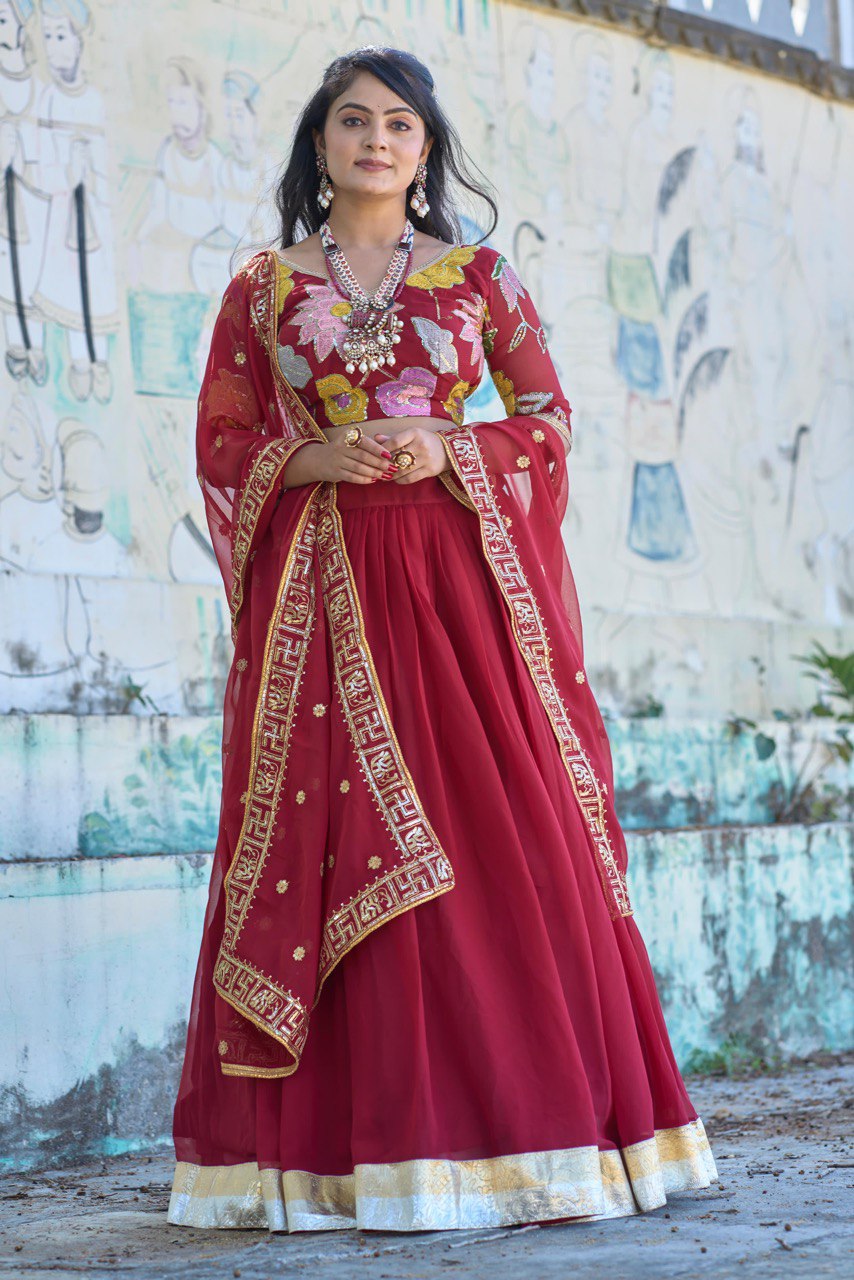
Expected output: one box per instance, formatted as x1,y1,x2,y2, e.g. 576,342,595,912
372,426,451,484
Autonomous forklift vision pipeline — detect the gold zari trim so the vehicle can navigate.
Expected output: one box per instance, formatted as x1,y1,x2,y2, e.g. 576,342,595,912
438,424,631,918
167,1117,717,1232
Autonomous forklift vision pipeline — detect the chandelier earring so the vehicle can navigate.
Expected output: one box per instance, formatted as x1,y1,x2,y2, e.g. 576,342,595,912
316,153,334,209
410,161,429,217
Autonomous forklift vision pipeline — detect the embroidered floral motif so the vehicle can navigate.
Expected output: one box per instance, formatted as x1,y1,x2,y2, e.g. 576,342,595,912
339,780,350,793
312,702,327,717
532,429,546,443
516,455,531,469
277,343,313,389
368,855,382,869
240,791,248,804
293,945,306,961
295,789,306,804
575,670,586,683
276,879,289,893
492,253,527,311
443,379,470,426
328,854,335,867
276,261,296,303
205,367,258,422
452,293,487,371
481,300,498,357
315,373,368,426
218,1040,228,1055
234,350,247,366
406,245,476,290
375,366,437,417
236,658,248,671
412,315,459,375
320,861,325,875
493,370,515,414
290,281,351,361
213,434,223,450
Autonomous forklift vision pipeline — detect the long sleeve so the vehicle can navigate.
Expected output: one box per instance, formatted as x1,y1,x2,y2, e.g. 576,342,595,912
196,259,317,639
436,245,583,660
437,246,573,516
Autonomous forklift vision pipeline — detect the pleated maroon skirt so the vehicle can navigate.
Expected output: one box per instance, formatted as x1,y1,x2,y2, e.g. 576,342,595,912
168,475,716,1232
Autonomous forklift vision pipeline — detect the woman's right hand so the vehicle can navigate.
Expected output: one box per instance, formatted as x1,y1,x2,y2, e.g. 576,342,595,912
314,425,398,485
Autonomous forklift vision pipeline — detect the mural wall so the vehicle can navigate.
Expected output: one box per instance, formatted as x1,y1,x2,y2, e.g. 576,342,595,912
1,0,852,718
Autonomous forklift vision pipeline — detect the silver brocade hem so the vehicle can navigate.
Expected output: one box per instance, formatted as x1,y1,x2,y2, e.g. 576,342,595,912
166,1116,718,1232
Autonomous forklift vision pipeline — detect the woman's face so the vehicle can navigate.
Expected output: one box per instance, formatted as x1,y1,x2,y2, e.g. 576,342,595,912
315,70,431,203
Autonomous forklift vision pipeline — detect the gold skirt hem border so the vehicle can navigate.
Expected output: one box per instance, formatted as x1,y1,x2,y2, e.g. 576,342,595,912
166,1116,718,1233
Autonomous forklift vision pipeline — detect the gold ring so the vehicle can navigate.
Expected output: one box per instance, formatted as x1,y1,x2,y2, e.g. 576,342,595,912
392,448,416,470
343,426,363,447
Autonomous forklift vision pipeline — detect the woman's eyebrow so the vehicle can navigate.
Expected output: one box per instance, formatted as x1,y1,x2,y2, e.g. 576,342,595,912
335,101,417,117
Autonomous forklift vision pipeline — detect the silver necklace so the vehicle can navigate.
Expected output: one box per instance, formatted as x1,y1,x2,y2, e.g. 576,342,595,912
319,218,414,374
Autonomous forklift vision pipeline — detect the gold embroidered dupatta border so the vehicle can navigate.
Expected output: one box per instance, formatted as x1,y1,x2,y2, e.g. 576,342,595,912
436,425,632,920
213,252,455,1076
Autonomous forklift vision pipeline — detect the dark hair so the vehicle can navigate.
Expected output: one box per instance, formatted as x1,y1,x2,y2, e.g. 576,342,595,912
273,46,498,249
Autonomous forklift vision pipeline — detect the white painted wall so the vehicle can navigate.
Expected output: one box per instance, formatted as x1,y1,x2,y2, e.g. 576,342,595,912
0,1,851,721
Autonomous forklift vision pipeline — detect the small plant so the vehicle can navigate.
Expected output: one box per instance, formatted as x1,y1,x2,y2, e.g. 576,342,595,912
724,643,853,823
684,1034,781,1078
120,679,162,715
626,693,665,719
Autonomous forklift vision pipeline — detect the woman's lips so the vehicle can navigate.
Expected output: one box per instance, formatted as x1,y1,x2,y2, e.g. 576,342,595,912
356,161,391,170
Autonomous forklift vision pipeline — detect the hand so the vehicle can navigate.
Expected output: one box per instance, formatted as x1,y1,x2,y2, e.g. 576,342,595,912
314,425,398,485
372,425,451,485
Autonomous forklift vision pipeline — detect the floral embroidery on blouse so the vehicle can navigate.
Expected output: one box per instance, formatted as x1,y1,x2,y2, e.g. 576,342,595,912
276,261,296,303
375,366,437,417
290,280,352,361
277,343,313,388
406,245,476,291
315,373,368,426
271,241,571,443
411,315,459,375
443,379,470,426
452,293,487,371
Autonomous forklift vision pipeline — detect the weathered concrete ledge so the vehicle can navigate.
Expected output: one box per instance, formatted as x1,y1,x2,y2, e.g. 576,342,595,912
2,712,850,860
1,822,851,1171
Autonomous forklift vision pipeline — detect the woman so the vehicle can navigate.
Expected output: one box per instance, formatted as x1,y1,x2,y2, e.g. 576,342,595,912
167,46,717,1233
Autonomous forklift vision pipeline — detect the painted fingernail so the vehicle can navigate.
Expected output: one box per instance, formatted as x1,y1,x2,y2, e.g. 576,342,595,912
381,449,393,459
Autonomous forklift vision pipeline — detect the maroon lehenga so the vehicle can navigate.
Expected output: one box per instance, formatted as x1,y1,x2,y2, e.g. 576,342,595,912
167,241,717,1231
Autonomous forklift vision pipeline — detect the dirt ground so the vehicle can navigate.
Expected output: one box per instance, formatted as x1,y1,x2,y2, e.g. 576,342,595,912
1,1058,851,1280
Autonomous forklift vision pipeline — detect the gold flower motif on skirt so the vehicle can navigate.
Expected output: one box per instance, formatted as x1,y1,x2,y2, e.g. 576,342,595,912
516,454,530,469
276,879,289,893
293,945,306,961
296,789,306,804
368,855,382,869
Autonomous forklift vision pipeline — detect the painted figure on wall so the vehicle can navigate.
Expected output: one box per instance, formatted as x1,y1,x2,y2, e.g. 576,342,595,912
30,0,119,404
134,55,221,294
0,0,49,385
